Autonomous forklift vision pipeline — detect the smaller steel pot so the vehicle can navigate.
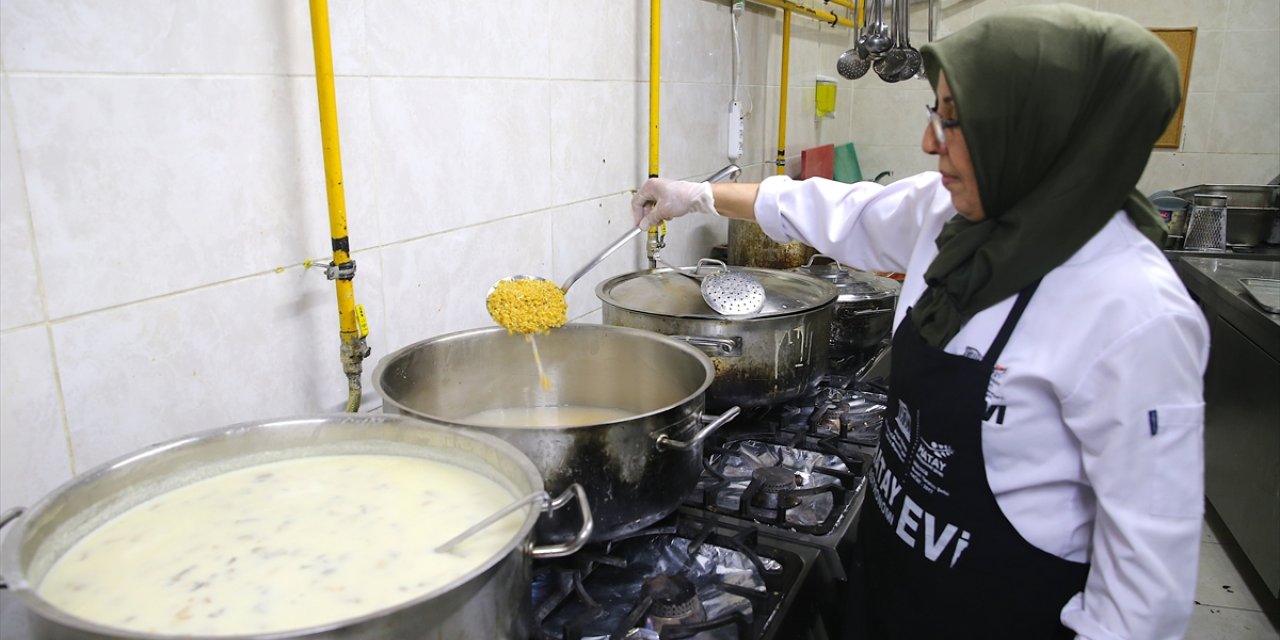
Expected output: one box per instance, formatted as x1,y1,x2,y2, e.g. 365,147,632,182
375,324,736,543
791,255,900,360
598,266,837,410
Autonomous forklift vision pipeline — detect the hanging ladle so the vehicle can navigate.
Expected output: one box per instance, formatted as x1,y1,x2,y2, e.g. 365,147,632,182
837,0,874,79
863,0,893,55
892,0,923,81
486,164,742,322
873,0,908,81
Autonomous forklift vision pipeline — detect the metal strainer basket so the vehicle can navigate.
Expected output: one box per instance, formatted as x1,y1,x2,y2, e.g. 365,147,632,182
1183,194,1228,252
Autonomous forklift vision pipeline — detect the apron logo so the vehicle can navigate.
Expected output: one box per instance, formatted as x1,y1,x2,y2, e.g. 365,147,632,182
895,399,913,440
985,364,1008,402
886,399,914,462
871,451,973,568
916,439,953,476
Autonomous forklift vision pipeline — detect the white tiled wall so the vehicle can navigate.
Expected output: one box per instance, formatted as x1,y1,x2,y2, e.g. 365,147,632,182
1,0,1277,520
0,0,855,514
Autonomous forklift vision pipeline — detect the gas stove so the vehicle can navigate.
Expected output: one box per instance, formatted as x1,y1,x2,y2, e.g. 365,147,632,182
531,371,889,640
681,374,886,551
531,514,820,640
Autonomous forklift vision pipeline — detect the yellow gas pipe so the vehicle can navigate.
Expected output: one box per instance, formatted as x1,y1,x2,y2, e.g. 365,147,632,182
748,0,856,28
646,0,665,268
776,9,792,175
308,0,369,412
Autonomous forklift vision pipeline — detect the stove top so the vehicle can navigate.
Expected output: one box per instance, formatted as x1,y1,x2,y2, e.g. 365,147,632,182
679,374,884,547
531,515,818,640
532,370,890,640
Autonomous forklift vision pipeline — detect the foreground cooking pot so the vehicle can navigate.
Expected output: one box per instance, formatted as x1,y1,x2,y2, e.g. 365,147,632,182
597,265,837,410
374,324,738,543
0,414,590,639
791,255,901,359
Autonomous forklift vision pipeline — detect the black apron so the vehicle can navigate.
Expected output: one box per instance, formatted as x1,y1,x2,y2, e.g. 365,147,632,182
852,281,1090,639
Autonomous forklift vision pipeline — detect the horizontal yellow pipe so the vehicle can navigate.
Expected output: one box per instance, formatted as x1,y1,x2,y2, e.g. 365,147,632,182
748,0,855,28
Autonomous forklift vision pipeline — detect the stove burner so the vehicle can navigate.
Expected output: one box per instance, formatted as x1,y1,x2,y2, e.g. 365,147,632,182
642,574,707,630
531,517,807,640
748,467,802,510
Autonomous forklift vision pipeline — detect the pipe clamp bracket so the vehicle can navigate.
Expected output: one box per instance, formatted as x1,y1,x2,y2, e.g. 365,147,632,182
324,260,357,281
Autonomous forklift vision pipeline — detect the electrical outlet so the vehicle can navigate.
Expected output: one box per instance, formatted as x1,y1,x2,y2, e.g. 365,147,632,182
727,101,744,161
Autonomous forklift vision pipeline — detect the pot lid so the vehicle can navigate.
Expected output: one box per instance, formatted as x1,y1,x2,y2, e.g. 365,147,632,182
596,264,837,319
791,255,901,301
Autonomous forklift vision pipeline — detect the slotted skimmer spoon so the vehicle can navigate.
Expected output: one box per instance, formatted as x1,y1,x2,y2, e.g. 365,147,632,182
662,258,766,316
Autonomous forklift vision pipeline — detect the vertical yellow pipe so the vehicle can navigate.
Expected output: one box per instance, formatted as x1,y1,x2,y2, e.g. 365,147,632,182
309,0,366,411
647,0,663,266
648,0,661,179
776,9,791,175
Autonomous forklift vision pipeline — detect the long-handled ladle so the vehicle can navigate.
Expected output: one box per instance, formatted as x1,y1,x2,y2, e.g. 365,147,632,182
485,164,743,325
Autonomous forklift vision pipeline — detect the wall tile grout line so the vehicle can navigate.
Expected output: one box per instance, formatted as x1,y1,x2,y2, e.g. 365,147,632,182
1,69,77,475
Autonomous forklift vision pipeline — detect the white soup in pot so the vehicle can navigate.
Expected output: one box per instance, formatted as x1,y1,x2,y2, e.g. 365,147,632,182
36,454,524,636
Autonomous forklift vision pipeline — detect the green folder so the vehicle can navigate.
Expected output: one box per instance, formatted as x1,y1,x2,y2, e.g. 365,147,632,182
833,142,863,183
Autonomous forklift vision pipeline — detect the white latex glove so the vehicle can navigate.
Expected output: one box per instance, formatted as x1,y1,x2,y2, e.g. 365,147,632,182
631,178,717,228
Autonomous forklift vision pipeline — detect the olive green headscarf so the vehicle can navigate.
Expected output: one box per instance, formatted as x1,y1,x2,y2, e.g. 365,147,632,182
911,5,1181,347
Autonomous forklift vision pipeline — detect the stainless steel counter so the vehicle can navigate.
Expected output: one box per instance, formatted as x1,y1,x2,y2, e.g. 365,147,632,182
1166,244,1280,262
1171,255,1280,602
1174,256,1280,359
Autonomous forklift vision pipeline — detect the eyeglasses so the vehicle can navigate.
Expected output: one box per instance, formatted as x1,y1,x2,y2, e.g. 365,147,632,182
925,104,961,148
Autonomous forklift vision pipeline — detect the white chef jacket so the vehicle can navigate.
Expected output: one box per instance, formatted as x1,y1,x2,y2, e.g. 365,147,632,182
754,172,1210,640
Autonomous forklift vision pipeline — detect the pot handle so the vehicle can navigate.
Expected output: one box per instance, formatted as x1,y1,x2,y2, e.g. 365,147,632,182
655,406,741,451
804,254,844,269
839,307,894,318
0,507,22,530
670,335,743,357
0,507,24,589
529,484,594,559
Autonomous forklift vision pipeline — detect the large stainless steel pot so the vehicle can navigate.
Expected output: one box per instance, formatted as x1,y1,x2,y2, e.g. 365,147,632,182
374,324,738,543
0,414,591,639
791,255,900,360
597,266,837,410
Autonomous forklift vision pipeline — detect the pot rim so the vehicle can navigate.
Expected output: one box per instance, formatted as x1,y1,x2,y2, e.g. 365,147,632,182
595,268,838,321
0,414,545,639
373,323,717,428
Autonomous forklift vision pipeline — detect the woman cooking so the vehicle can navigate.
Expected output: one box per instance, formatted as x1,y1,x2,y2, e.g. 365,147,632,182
630,5,1208,639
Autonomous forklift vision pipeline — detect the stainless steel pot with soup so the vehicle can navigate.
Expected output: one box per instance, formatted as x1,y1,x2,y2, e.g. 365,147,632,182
374,324,739,544
0,414,591,639
596,265,837,411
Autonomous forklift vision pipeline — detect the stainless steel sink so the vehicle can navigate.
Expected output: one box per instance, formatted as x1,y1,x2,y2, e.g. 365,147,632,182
1173,184,1280,248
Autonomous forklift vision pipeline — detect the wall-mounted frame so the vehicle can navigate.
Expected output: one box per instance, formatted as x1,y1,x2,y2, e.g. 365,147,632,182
1150,27,1197,149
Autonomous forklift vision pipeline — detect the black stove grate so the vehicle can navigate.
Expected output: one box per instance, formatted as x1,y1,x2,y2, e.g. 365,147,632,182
531,516,807,640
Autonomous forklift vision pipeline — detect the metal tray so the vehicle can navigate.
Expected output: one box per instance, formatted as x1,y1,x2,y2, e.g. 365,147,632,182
1240,278,1280,313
